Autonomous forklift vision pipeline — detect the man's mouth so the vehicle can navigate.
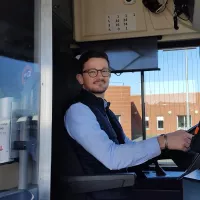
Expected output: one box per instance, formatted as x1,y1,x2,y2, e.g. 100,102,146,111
94,80,105,84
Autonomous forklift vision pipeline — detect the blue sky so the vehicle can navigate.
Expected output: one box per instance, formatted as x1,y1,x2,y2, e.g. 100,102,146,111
110,48,200,95
1,47,200,97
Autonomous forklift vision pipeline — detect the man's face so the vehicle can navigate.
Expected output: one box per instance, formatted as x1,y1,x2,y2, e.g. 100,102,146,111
76,57,110,95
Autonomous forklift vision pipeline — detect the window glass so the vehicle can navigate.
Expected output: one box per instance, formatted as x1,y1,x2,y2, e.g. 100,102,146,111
106,48,200,166
177,115,192,130
145,48,200,165
115,115,121,122
145,116,149,129
0,0,40,190
157,116,164,130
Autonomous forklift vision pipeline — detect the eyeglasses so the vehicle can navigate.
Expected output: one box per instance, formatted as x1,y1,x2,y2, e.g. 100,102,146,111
82,68,111,78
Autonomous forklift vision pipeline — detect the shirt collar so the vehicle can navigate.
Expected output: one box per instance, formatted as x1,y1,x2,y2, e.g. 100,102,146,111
80,89,111,109
104,99,110,109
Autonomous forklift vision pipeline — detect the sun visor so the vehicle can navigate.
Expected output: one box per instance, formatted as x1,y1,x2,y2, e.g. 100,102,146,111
77,37,159,73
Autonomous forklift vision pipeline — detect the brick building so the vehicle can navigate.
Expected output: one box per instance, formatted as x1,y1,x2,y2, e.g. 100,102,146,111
105,86,200,140
132,93,200,137
105,86,132,139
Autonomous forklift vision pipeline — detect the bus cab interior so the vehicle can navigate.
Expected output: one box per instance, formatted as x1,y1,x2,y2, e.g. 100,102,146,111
1,0,200,199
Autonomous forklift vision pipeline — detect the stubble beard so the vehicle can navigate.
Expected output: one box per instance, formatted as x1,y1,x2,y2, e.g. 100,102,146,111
85,81,109,94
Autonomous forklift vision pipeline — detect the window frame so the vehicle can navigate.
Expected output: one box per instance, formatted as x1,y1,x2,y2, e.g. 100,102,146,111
177,115,192,130
115,114,121,122
157,116,164,130
145,116,149,130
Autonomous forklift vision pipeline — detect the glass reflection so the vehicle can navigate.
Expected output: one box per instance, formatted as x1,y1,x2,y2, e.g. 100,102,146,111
0,0,40,191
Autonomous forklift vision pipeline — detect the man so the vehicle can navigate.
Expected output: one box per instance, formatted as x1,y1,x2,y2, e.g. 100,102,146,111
64,50,193,175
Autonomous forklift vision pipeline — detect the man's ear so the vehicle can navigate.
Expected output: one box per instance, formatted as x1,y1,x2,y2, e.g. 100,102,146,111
76,74,84,85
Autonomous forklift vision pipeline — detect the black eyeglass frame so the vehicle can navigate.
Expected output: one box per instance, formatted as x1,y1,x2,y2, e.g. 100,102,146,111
82,68,111,77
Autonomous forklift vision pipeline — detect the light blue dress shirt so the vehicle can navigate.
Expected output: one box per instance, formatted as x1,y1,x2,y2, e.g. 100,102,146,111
64,102,161,170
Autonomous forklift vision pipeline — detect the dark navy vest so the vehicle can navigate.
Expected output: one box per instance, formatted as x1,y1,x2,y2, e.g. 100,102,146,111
69,89,127,175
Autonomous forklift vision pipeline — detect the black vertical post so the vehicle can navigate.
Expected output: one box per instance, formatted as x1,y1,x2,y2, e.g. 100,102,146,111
141,71,146,140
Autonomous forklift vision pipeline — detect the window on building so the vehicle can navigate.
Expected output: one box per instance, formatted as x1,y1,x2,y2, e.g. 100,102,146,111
115,115,121,122
177,115,192,130
157,116,164,130
145,116,149,129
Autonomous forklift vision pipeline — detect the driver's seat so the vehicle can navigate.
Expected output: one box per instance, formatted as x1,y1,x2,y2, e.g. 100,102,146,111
51,52,137,200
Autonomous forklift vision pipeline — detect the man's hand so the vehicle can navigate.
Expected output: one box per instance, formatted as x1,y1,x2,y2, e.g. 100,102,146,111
158,130,193,152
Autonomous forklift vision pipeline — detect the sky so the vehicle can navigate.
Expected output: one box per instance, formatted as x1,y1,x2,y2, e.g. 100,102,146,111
1,47,200,98
110,48,200,95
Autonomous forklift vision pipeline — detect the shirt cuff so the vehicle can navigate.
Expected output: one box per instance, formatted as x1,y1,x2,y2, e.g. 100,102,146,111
145,137,161,159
